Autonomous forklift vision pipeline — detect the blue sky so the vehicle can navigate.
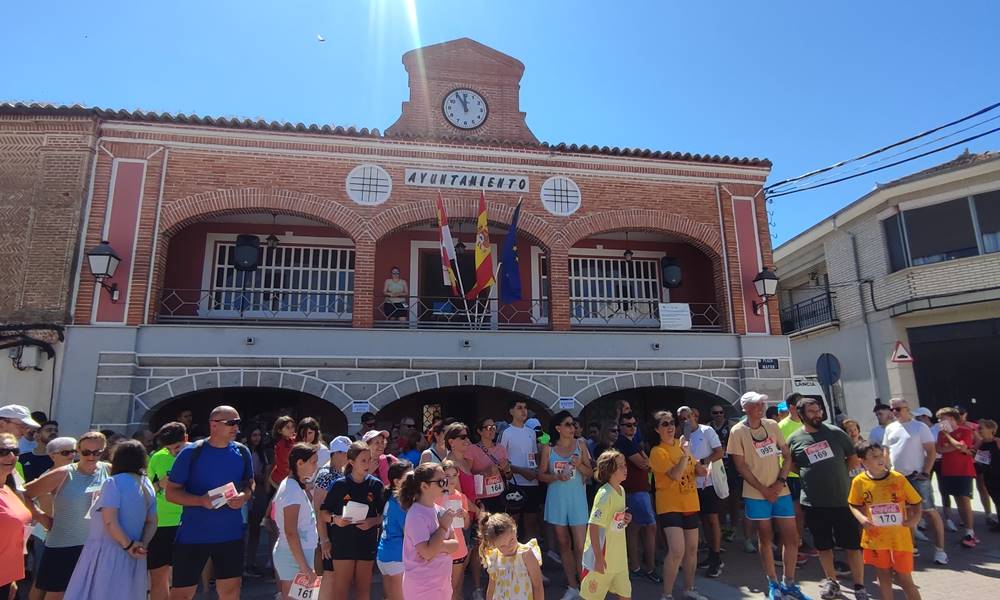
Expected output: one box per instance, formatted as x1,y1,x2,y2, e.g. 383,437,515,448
4,1,999,245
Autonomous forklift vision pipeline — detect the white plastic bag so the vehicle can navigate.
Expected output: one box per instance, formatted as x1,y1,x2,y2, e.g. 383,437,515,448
710,460,729,499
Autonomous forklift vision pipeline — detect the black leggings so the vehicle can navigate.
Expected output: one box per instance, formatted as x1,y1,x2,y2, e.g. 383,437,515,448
0,582,11,599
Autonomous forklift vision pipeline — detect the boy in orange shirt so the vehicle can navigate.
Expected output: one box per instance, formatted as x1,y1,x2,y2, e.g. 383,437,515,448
848,441,922,600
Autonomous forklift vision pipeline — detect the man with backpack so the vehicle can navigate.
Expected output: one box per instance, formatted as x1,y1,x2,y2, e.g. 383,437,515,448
165,405,254,600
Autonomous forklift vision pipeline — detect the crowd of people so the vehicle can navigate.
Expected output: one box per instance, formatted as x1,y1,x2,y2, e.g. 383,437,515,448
0,392,995,600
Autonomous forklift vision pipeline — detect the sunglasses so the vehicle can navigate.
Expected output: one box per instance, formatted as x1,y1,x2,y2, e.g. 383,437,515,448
659,420,676,427
0,448,20,457
391,271,401,275
451,433,469,441
480,424,497,431
79,449,105,457
212,418,242,427
891,407,906,413
55,450,77,457
401,422,415,428
560,421,574,428
429,477,450,489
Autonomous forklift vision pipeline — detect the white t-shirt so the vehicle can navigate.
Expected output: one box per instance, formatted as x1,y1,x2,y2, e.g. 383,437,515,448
500,424,539,487
315,442,331,472
884,420,935,476
687,424,722,489
273,477,318,549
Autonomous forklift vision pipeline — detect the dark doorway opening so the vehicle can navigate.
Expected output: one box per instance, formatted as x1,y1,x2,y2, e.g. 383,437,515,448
909,318,1000,421
148,387,347,439
580,386,734,439
377,386,552,434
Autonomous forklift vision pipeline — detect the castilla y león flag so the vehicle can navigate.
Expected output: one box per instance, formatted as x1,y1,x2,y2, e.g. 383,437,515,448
465,191,495,299
435,193,460,296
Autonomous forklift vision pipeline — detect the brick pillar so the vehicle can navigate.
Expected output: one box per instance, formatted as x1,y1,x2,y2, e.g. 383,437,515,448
548,245,570,331
353,235,376,328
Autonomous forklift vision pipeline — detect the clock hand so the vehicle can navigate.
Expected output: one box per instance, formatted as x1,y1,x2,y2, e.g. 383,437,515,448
459,93,469,113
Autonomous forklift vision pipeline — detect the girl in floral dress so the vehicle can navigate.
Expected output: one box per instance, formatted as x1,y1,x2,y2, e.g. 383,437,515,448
479,512,544,600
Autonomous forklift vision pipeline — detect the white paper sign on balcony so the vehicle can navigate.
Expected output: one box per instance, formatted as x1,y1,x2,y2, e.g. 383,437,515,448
658,303,692,331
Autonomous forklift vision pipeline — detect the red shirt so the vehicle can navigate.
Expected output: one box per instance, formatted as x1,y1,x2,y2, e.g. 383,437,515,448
270,436,295,483
939,426,976,477
0,486,31,586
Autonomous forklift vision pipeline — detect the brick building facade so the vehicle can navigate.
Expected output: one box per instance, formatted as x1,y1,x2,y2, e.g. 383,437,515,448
2,39,791,434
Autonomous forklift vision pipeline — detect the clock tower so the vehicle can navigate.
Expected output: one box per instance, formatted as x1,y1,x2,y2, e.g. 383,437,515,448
385,38,538,145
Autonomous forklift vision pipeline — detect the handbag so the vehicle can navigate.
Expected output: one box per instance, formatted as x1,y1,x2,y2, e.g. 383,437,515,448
709,459,730,499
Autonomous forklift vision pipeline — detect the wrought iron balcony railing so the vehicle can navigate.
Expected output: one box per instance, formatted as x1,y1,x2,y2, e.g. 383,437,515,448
780,291,837,334
570,300,724,332
158,288,353,324
374,295,550,330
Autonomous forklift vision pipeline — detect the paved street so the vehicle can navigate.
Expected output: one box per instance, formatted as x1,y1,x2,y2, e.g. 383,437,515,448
235,510,1000,599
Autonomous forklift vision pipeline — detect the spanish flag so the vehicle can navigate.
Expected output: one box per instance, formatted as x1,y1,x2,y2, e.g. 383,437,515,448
465,191,495,299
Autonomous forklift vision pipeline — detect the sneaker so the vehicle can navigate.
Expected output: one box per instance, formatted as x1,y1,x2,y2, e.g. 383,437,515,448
697,555,711,568
961,534,977,548
559,587,580,600
681,588,708,600
641,569,663,584
472,590,485,600
705,559,723,578
722,526,736,542
913,547,920,558
854,587,870,600
933,549,949,565
780,580,814,600
547,549,563,565
743,538,757,553
819,578,841,600
946,518,958,532
796,552,809,567
767,579,784,600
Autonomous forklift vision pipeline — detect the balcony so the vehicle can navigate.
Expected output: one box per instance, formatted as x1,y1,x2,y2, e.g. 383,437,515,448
780,291,837,335
373,295,549,330
158,288,353,325
570,300,723,332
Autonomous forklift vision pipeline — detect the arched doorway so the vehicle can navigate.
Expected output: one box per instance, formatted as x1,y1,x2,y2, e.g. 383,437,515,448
148,387,348,439
376,386,553,433
580,386,736,437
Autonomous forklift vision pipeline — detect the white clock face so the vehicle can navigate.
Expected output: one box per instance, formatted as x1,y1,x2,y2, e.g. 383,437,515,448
443,89,488,130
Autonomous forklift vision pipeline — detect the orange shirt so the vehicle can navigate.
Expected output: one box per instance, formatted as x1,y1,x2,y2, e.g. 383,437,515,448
848,470,921,552
649,442,699,514
0,486,31,585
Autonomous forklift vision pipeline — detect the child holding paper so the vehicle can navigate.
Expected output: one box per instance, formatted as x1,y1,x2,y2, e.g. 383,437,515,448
848,441,922,600
580,449,631,600
401,463,459,600
438,460,471,600
319,441,384,600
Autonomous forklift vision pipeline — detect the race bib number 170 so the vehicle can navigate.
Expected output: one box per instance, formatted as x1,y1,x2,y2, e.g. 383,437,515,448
871,503,903,527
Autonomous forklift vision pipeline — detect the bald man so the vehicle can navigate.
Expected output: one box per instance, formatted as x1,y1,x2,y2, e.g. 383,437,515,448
165,406,253,600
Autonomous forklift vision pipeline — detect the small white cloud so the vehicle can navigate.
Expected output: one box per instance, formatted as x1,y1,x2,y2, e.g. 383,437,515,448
316,34,326,42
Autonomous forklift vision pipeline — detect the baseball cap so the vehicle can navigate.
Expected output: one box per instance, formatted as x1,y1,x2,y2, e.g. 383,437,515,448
46,437,77,454
525,418,541,430
739,392,768,409
776,401,788,412
0,405,41,429
677,406,692,416
362,429,390,444
329,435,352,453
912,407,933,418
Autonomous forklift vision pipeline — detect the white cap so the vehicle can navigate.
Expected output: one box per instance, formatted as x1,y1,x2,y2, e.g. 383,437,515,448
329,435,353,453
525,418,542,430
0,405,40,429
362,429,390,444
46,437,77,454
677,405,693,416
912,407,933,418
739,392,768,409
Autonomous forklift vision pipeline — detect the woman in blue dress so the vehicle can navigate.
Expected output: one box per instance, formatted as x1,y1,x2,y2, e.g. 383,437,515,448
64,439,157,599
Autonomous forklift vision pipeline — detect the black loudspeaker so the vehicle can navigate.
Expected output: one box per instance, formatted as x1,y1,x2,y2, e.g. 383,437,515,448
233,235,261,272
661,256,682,288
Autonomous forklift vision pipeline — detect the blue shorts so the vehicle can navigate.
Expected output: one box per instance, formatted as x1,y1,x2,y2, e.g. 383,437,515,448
626,492,656,526
745,494,796,521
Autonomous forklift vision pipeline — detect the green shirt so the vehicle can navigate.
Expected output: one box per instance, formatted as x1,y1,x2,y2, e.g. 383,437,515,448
787,424,854,508
148,447,182,527
778,417,804,478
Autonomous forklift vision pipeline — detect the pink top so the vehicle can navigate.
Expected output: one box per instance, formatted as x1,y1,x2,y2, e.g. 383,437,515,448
0,486,31,586
402,502,453,600
467,442,508,474
376,454,397,487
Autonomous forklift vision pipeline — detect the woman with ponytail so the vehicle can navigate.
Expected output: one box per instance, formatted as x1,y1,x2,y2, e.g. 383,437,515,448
319,441,383,600
401,462,460,600
272,443,319,596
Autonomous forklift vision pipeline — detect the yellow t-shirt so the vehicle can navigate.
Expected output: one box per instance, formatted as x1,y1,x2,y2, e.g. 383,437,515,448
649,442,699,514
726,419,790,501
847,470,921,552
582,484,628,574
778,417,803,479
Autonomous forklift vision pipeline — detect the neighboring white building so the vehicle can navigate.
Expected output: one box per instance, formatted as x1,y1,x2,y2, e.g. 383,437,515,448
775,150,1000,432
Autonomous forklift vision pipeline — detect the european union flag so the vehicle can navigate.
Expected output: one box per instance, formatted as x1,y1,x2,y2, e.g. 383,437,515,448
499,200,523,304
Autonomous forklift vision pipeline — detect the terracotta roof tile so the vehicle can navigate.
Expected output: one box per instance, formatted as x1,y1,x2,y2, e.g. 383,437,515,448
876,149,1000,190
0,102,771,168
